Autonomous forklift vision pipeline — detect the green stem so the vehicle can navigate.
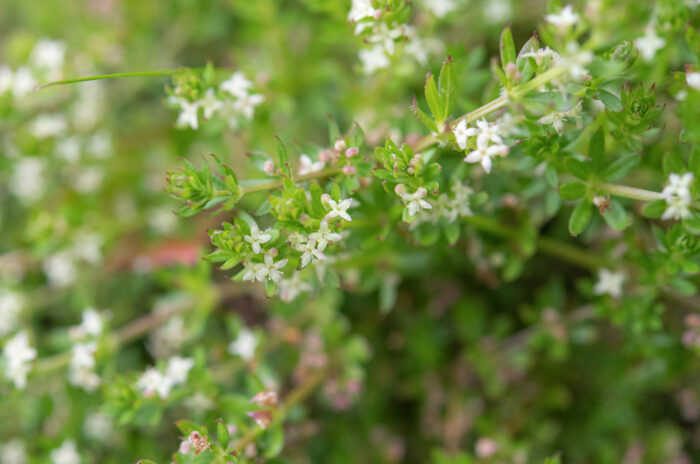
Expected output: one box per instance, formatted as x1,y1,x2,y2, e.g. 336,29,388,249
35,69,190,90
601,183,664,202
241,167,343,194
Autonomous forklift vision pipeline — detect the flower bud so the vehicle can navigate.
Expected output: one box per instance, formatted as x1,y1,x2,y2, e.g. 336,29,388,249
334,139,346,152
248,410,273,429
267,247,279,258
345,147,359,158
394,184,407,195
250,390,279,408
319,149,334,163
263,160,275,174
373,8,382,19
343,165,356,175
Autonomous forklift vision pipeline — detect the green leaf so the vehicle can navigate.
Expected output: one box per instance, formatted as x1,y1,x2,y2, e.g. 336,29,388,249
217,420,230,450
424,72,445,124
411,96,439,133
569,201,593,236
564,157,592,180
500,26,517,69
602,200,628,231
689,148,700,179
444,221,460,245
598,89,623,111
545,163,558,188
438,55,456,118
602,153,641,182
589,126,605,172
175,420,202,436
274,136,291,177
641,199,666,218
662,151,686,176
558,182,586,200
263,425,285,458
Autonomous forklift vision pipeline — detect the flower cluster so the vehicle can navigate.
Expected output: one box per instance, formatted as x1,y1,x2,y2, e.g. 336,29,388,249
2,331,37,389
67,309,104,392
454,118,510,173
661,173,695,220
169,71,264,130
136,356,195,399
407,182,475,229
0,39,65,99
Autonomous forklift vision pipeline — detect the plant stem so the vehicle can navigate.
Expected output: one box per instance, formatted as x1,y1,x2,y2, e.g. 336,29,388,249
35,69,190,90
601,183,664,202
241,167,343,195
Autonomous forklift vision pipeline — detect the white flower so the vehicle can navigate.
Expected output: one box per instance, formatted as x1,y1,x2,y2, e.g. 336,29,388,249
687,72,700,91
3,331,37,389
662,172,694,220
10,158,44,202
635,26,665,62
398,187,432,217
0,66,13,94
136,367,173,399
83,413,113,443
70,342,97,370
323,196,353,222
229,328,257,360
0,291,23,337
473,118,504,146
537,101,582,134
359,45,390,74
69,368,101,392
453,120,478,150
280,274,313,302
423,0,456,18
200,88,223,119
464,139,509,173
171,97,200,130
545,5,579,31
42,252,77,288
148,207,178,235
298,154,325,176
71,308,103,339
148,316,186,358
12,67,36,99
30,39,65,71
244,222,272,254
71,233,103,264
259,254,288,283
73,167,104,194
309,221,342,251
348,0,379,22
165,356,194,384
30,114,67,139
50,441,80,464
593,268,625,299
55,137,81,163
220,72,253,98
232,92,264,120
294,238,326,268
1,439,26,464
483,0,512,23
241,261,264,282
561,42,593,81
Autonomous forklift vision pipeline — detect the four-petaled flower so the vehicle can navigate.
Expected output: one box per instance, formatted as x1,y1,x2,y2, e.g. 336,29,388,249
453,120,478,150
244,222,272,254
322,195,353,222
397,186,432,217
593,268,625,299
545,5,579,31
294,238,326,268
309,221,342,251
464,139,509,173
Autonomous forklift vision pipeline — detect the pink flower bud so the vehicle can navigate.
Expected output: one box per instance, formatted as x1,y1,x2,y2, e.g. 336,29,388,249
250,390,279,408
267,247,279,258
343,165,357,175
475,438,498,458
345,147,359,157
248,410,273,429
416,187,427,197
321,193,330,204
263,160,275,174
319,149,333,163
394,184,407,195
334,139,346,152
373,8,382,19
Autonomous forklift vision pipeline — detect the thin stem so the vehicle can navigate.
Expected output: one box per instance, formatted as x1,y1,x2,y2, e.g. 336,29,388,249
35,69,190,90
241,167,343,194
601,183,664,202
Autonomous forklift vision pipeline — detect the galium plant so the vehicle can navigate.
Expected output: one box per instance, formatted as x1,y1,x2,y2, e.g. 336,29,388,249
2,0,700,463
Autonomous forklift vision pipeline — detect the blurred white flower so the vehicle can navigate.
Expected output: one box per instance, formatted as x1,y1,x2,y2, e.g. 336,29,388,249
30,114,67,139
30,39,65,71
3,331,37,389
423,0,456,18
220,72,253,98
593,268,625,298
73,166,104,193
55,137,81,163
165,356,194,384
229,328,257,360
348,0,380,22
70,308,103,339
359,45,390,74
83,412,113,443
0,66,13,94
50,441,80,464
12,67,36,99
42,251,77,288
10,158,44,202
297,154,325,176
136,366,172,399
1,439,26,464
280,274,313,302
635,25,665,62
0,291,23,337
545,5,579,31
662,172,694,220
687,72,700,91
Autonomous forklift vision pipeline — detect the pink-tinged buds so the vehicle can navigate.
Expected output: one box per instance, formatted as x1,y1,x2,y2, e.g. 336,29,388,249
394,184,407,195
263,160,275,174
250,390,279,408
343,165,357,175
319,149,334,163
475,437,498,458
416,187,427,198
321,193,331,204
187,431,212,455
345,147,359,158
247,410,273,429
267,247,279,258
373,8,382,19
334,139,346,152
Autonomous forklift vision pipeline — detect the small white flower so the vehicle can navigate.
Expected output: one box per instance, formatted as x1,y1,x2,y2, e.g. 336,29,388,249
687,72,700,92
562,42,593,81
635,25,665,62
662,172,694,220
42,252,77,288
171,97,200,130
55,137,81,163
30,39,65,71
423,0,456,18
323,196,353,222
69,368,101,392
12,67,36,99
1,439,26,464
294,238,326,268
244,222,272,254
229,328,257,360
50,441,80,464
241,261,264,282
537,101,582,134
298,154,325,176
0,291,23,337
165,356,194,384
10,158,44,202
453,120,478,150
200,88,223,119
279,274,313,302
258,254,288,283
3,331,37,389
593,268,625,299
398,187,433,217
309,221,342,251
464,139,509,173
0,66,13,94
220,72,253,98
348,0,380,22
30,114,67,139
474,118,504,147
359,45,390,74
83,413,113,443
232,92,264,120
136,367,173,399
545,5,579,31
70,342,97,371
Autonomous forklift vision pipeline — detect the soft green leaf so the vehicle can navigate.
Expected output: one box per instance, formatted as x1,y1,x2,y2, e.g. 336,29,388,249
569,201,593,236
602,200,628,231
558,182,587,200
500,26,516,70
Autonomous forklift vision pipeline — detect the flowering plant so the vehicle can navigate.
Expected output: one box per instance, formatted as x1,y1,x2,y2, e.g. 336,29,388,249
2,1,700,463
